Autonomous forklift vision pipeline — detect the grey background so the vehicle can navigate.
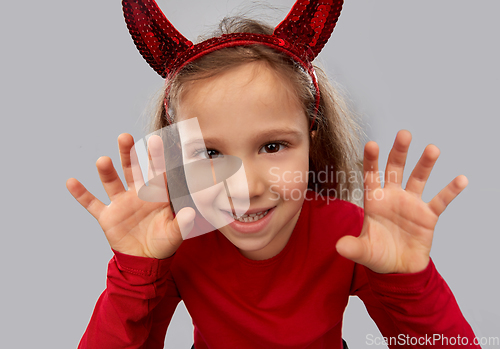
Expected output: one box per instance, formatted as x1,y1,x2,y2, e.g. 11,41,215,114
1,0,499,348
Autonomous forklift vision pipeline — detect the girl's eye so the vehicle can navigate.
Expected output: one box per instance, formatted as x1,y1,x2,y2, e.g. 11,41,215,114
196,149,222,159
260,142,289,154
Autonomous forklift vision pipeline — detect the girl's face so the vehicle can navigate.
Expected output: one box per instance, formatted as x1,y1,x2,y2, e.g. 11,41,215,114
177,61,311,261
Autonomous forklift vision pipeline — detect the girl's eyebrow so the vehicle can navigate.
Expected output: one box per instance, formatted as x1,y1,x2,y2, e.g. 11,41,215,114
251,128,303,141
183,128,303,148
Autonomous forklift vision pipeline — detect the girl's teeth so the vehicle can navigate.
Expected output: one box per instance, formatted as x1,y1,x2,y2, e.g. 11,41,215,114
232,209,270,223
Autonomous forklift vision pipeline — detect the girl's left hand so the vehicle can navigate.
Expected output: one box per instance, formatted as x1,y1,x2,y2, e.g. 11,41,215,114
336,130,468,274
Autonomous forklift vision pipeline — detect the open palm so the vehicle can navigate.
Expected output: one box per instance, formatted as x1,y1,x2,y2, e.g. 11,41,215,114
66,133,195,259
336,130,468,274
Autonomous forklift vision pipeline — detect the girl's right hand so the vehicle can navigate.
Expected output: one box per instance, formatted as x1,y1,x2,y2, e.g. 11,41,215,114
66,133,195,259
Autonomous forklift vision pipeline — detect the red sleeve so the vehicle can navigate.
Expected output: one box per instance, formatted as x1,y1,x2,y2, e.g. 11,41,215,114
351,260,481,348
78,249,182,349
349,207,481,348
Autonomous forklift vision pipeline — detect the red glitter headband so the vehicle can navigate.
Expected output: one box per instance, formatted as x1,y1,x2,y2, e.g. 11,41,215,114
122,0,344,130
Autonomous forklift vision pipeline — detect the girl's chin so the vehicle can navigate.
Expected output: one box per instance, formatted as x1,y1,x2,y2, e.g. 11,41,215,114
235,240,276,260
217,220,273,248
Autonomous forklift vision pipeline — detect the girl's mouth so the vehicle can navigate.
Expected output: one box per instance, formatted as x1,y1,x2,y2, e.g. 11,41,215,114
222,206,276,234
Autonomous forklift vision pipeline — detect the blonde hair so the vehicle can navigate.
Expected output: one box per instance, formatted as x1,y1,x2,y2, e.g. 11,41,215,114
147,17,366,206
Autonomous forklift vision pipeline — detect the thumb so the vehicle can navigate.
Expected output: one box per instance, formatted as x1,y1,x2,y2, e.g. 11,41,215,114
336,235,368,264
172,207,196,240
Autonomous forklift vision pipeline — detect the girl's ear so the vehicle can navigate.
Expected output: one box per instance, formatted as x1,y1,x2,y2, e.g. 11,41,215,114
310,130,317,139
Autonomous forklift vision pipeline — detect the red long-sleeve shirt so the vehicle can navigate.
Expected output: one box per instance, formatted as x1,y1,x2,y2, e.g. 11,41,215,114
78,191,480,348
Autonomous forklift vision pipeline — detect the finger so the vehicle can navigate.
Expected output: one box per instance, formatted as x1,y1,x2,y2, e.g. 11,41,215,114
134,135,170,203
336,235,370,265
96,156,126,200
118,133,137,190
363,141,382,193
147,135,167,181
384,130,411,187
66,178,106,220
174,207,196,240
149,207,195,259
405,144,440,197
428,175,468,216
130,141,146,193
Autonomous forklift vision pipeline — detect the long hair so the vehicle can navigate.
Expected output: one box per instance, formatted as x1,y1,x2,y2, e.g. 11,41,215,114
147,16,366,206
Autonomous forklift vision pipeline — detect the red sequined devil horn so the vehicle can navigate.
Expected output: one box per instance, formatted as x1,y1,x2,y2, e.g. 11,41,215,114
122,0,193,78
274,0,343,62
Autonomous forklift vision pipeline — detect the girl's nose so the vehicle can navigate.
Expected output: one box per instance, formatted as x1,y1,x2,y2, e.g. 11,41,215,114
244,165,266,199
226,160,266,203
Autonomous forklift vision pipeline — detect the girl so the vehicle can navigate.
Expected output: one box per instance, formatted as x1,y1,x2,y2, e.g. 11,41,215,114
67,0,480,348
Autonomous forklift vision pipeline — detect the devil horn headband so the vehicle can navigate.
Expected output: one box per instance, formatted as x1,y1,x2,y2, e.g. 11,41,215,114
122,0,344,128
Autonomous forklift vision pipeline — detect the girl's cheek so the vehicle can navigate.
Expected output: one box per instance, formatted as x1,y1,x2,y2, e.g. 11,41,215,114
265,150,309,185
266,166,309,201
